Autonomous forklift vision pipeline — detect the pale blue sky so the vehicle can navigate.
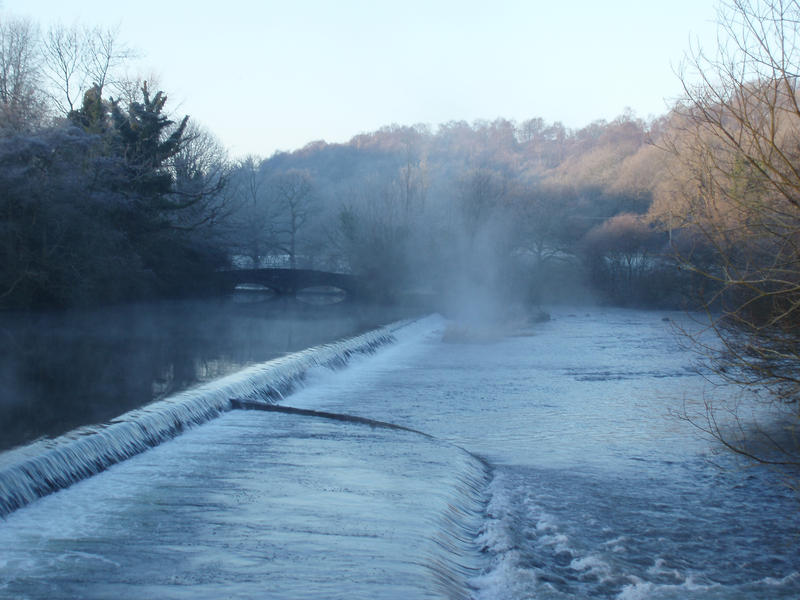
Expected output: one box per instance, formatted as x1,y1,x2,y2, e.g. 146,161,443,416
3,0,720,158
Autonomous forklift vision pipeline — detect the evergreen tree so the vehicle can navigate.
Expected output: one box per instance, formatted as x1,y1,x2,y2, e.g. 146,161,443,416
109,82,188,213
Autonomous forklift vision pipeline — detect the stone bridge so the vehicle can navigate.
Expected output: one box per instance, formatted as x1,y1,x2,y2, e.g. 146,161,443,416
215,268,362,300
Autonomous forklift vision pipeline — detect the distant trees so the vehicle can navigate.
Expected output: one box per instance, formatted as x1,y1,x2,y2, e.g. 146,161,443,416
6,8,777,317
268,169,316,269
457,167,506,244
171,121,230,230
0,17,46,132
506,185,582,302
239,111,669,306
317,132,435,297
226,157,271,268
223,162,319,270
334,174,414,297
582,213,666,304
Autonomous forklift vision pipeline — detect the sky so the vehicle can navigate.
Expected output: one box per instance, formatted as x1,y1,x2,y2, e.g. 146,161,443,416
3,0,721,158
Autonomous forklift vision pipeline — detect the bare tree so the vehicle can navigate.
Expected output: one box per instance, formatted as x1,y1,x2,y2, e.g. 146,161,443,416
0,17,45,131
395,127,428,217
333,176,412,295
113,71,161,107
457,167,506,244
670,0,800,470
42,24,132,115
169,121,231,231
41,24,84,114
510,184,574,268
226,156,273,268
582,213,665,301
268,169,316,269
85,26,132,93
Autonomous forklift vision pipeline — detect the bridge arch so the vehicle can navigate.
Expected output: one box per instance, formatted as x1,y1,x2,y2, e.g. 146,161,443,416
216,268,362,301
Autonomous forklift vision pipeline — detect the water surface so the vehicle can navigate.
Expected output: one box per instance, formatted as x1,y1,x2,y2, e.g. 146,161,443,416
1,309,799,599
285,310,800,599
0,298,406,450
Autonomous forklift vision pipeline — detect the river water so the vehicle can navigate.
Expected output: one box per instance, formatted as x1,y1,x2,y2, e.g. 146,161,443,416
0,298,402,450
1,308,798,598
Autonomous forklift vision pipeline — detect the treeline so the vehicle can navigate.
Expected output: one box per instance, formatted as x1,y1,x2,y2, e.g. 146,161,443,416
229,113,701,309
0,19,229,308
0,9,782,320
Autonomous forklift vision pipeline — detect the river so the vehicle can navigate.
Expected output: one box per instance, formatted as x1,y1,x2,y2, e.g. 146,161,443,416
0,308,798,598
0,297,407,450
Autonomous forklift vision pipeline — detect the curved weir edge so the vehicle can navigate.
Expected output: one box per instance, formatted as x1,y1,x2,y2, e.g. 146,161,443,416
0,318,415,518
232,399,493,600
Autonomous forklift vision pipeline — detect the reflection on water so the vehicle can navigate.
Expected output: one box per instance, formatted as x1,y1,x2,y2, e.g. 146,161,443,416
296,285,348,305
231,283,277,303
0,297,409,451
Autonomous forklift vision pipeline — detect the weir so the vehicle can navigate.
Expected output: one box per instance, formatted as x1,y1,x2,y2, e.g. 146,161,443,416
4,309,799,599
0,409,491,599
0,316,493,599
0,321,407,517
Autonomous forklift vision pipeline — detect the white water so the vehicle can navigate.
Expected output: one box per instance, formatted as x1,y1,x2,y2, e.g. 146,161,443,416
0,322,399,516
270,310,800,599
0,409,488,599
1,309,799,599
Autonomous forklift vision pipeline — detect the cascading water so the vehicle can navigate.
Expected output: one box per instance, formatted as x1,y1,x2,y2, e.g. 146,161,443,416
1,310,798,599
276,310,800,599
0,315,494,599
0,387,492,600
0,321,404,517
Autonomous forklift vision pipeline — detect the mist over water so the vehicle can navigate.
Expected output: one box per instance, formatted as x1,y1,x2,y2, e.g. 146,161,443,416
0,298,412,451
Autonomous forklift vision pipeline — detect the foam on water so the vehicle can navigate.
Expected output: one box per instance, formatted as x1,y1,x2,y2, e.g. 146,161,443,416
471,466,800,600
615,572,800,600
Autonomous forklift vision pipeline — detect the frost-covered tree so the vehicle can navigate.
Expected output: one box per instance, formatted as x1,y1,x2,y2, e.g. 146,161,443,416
0,17,46,132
